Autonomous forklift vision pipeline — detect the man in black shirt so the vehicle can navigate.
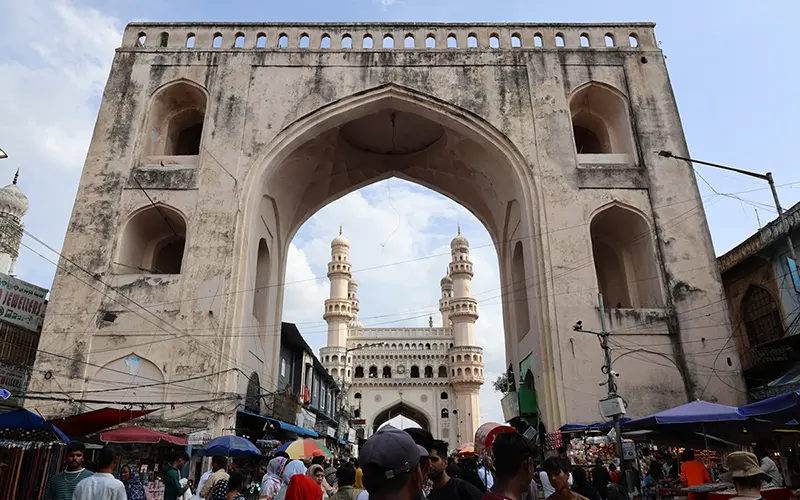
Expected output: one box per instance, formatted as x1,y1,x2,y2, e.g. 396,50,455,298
428,440,483,500
591,458,611,500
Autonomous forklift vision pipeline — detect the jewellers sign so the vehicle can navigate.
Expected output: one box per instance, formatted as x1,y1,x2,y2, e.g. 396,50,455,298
0,361,31,407
0,273,47,333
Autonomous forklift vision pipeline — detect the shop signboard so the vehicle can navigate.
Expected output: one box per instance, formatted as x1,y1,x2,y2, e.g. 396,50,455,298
347,429,356,443
622,441,636,460
327,426,336,438
188,430,211,446
0,360,30,408
296,408,317,430
0,273,48,333
501,392,520,421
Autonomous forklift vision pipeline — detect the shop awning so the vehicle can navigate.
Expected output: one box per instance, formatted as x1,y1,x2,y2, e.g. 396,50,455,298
50,407,157,438
238,410,319,438
100,426,188,445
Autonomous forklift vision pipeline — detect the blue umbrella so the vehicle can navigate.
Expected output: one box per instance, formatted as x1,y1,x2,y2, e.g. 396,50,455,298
623,400,746,431
737,390,800,423
198,435,262,457
0,408,70,442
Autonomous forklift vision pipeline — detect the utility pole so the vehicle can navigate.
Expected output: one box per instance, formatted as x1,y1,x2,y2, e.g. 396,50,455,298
574,293,628,500
658,150,799,268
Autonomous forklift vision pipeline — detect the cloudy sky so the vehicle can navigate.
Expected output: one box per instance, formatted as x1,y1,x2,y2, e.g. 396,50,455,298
3,0,799,425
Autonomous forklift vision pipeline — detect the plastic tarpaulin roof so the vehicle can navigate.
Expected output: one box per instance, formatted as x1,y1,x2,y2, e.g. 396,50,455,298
0,408,70,442
737,390,800,422
100,426,188,445
560,418,632,432
50,407,156,438
623,401,746,430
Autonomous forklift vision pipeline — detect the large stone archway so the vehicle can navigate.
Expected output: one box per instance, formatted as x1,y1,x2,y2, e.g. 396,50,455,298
28,23,745,434
231,83,562,427
371,400,432,433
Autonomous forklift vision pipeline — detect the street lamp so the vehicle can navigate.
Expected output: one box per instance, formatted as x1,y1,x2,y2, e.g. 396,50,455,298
0,149,7,160
658,150,799,267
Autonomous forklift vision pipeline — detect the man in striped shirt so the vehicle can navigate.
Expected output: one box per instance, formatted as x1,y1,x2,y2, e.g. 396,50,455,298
45,441,94,500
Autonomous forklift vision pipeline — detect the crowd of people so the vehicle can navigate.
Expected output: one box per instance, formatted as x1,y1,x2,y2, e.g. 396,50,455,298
41,431,787,500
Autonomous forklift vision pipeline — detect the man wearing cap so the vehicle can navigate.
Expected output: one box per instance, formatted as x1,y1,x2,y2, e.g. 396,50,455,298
358,425,428,500
723,452,770,500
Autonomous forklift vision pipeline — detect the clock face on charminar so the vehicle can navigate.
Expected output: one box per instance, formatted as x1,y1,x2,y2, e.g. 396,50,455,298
397,365,406,374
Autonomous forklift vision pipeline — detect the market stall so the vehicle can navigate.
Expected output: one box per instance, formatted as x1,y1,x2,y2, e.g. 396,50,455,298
0,409,70,499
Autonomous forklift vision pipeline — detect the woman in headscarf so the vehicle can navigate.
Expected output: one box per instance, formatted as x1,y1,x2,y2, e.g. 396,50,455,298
306,464,329,499
120,463,146,500
286,474,324,500
260,457,289,500
276,460,308,500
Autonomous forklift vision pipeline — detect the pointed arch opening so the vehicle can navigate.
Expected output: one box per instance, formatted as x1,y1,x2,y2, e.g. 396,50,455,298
590,204,663,309
438,366,447,378
143,81,207,162
117,205,187,275
569,82,635,160
372,401,431,432
252,238,270,323
86,354,165,403
512,241,531,339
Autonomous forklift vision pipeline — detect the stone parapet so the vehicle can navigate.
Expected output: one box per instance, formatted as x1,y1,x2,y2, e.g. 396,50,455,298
120,22,657,52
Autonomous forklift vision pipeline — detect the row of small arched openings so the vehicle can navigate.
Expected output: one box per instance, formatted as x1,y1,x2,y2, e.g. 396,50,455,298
452,367,483,377
325,303,352,313
353,365,449,379
451,354,482,363
354,342,453,350
354,391,449,400
134,31,640,50
353,354,447,361
323,354,352,364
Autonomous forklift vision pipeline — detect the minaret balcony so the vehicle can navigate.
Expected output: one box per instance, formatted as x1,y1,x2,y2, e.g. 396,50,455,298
327,262,352,278
449,261,474,278
323,299,354,320
448,297,478,319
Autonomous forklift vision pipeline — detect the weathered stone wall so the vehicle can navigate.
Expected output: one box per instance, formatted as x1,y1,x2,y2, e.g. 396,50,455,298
27,22,745,431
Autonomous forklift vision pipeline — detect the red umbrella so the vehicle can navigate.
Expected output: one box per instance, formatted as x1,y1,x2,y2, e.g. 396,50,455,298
100,426,187,445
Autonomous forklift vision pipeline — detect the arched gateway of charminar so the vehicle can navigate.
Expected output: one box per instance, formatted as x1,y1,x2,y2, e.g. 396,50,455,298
320,227,483,447
29,22,745,437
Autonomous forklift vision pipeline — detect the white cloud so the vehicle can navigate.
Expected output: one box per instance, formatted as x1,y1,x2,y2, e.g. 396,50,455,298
285,179,506,426
0,0,122,290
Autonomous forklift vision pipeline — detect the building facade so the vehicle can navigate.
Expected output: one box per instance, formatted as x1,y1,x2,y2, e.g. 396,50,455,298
319,229,483,448
717,202,800,401
29,22,744,434
0,172,50,411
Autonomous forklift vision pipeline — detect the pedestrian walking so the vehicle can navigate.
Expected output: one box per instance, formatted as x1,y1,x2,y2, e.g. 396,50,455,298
482,432,536,500
359,425,427,500
260,457,289,500
307,464,329,499
590,458,611,500
721,451,772,500
754,443,783,488
163,451,190,500
201,456,231,498
121,463,147,500
45,441,94,500
543,457,586,500
428,440,482,500
276,460,308,500
572,468,602,500
680,449,711,500
72,444,127,500
286,474,324,500
329,463,360,500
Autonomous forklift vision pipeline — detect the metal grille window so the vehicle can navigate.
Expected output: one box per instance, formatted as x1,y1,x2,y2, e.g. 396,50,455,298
742,286,784,346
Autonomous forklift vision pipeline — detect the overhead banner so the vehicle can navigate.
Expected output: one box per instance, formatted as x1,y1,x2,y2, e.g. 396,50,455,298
0,273,48,333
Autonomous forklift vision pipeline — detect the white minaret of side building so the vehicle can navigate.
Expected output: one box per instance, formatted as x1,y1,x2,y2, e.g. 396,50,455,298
324,226,353,347
0,170,28,275
320,227,354,385
447,226,482,442
439,268,453,328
